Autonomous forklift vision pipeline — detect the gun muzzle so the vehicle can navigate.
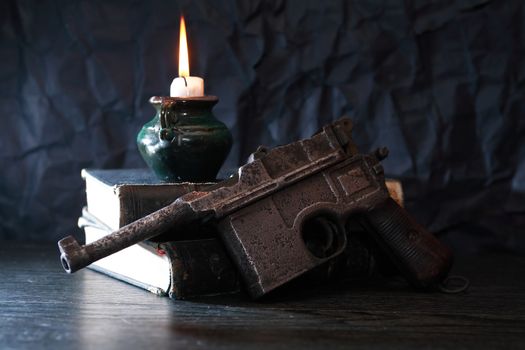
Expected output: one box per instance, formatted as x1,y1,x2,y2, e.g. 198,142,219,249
58,236,91,273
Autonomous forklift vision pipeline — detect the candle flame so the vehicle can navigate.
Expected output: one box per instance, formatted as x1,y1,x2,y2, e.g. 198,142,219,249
178,16,190,77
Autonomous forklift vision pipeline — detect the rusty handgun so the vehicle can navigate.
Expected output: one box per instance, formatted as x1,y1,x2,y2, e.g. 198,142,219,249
58,118,452,298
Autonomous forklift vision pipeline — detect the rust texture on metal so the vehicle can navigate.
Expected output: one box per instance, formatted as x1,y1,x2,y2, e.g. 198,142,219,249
58,117,452,299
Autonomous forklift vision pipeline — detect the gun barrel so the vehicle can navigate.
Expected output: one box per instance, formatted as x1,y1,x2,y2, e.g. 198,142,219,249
58,200,198,273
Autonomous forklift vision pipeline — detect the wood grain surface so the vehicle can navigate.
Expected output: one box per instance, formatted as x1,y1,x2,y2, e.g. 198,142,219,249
1,242,524,349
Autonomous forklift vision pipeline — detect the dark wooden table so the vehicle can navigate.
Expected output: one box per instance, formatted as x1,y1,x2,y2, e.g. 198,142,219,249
1,242,524,349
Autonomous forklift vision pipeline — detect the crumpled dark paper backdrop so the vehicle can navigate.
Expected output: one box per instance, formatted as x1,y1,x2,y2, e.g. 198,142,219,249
1,0,523,253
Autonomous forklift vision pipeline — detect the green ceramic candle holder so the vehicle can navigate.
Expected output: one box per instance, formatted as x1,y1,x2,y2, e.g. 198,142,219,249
137,96,232,182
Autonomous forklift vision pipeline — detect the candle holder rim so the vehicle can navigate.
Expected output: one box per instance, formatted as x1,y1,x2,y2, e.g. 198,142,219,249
149,95,218,104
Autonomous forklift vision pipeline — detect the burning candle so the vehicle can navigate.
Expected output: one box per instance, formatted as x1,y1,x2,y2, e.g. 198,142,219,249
170,16,204,97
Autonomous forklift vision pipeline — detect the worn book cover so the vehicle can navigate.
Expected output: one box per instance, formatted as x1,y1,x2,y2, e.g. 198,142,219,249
81,168,215,230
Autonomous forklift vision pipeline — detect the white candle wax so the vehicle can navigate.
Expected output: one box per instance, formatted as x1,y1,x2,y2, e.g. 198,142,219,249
170,76,204,97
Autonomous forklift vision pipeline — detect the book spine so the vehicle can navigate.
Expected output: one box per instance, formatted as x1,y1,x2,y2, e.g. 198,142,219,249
116,183,211,227
159,240,240,299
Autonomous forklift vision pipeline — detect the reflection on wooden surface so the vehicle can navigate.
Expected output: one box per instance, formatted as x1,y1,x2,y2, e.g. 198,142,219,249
1,242,525,349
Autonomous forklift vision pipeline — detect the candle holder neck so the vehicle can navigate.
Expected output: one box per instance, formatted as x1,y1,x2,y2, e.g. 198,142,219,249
150,96,218,132
151,96,218,114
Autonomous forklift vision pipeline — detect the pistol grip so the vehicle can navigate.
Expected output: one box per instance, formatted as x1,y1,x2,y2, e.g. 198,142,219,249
363,197,453,289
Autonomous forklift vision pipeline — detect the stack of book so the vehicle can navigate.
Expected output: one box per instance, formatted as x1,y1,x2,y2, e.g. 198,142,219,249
78,168,404,299
79,168,239,299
